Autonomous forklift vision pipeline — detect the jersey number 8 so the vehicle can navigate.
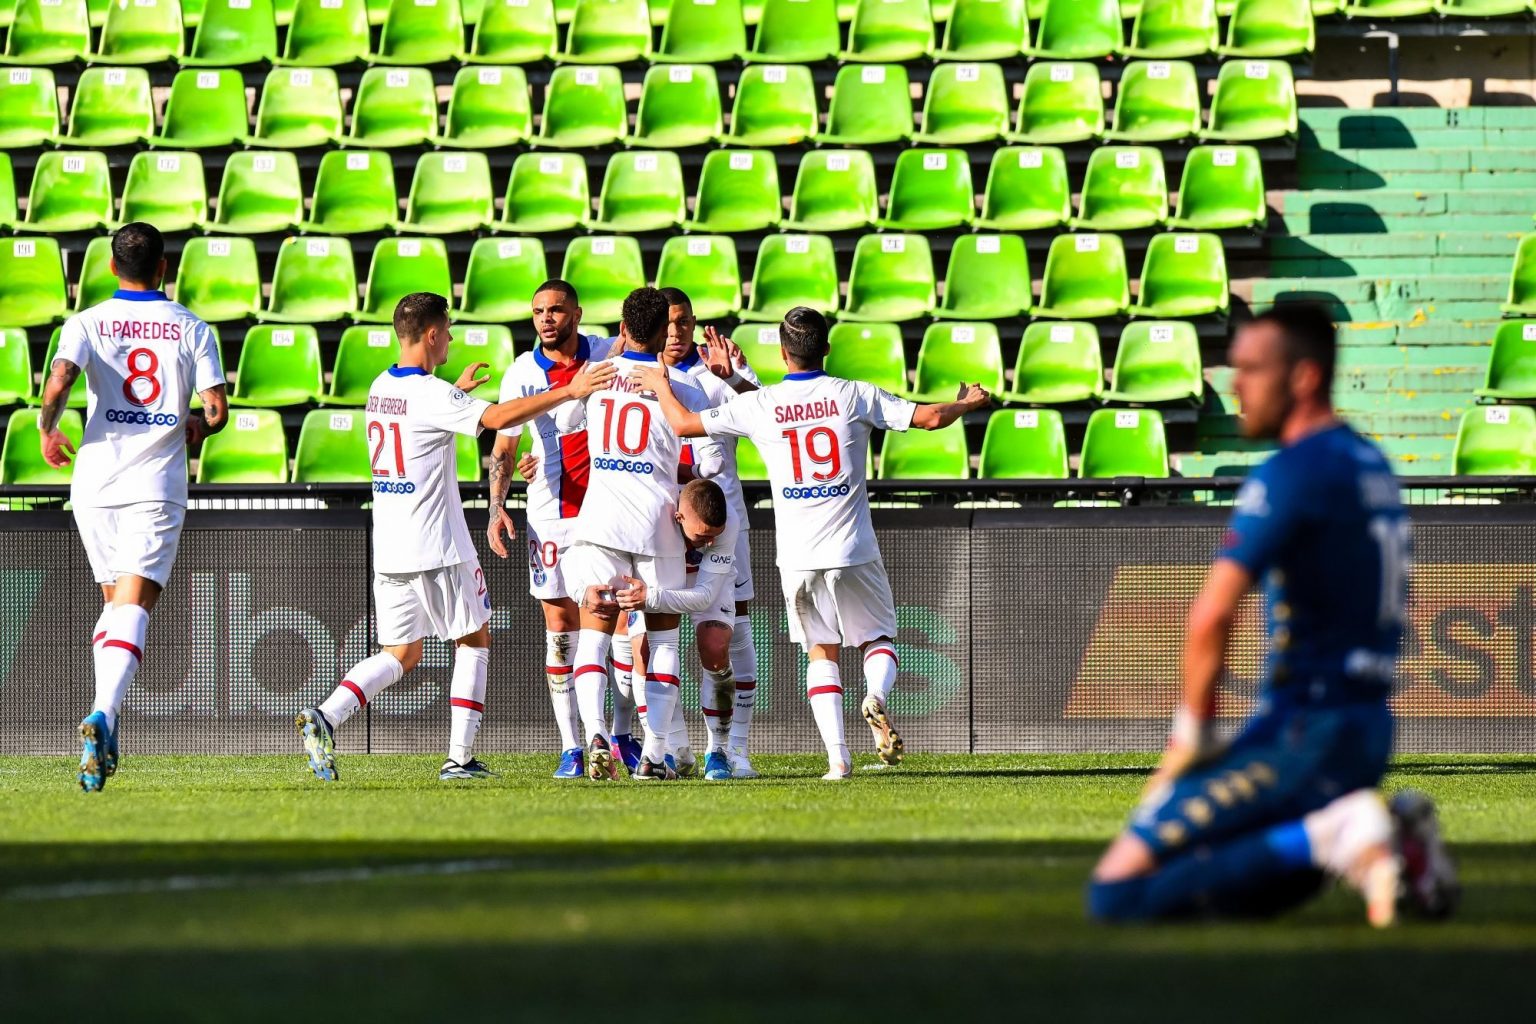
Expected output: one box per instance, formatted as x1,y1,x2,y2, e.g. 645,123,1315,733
123,347,162,407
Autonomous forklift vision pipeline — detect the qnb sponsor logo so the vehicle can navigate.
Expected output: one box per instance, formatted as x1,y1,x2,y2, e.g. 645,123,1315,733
372,479,417,495
105,409,180,427
592,456,655,474
781,483,851,500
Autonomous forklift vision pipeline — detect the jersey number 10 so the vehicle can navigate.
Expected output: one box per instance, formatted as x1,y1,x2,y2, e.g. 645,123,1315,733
598,398,651,456
782,426,841,483
368,420,405,477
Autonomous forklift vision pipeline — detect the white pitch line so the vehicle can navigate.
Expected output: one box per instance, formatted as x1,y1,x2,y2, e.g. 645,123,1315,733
4,858,520,902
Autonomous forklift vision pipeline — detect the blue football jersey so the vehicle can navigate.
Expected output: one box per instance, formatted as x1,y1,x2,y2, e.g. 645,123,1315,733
1219,423,1409,699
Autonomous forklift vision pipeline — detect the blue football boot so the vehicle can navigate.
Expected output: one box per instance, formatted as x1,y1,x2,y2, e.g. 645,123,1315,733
553,747,585,779
613,733,644,776
703,750,732,781
77,711,113,793
295,707,339,782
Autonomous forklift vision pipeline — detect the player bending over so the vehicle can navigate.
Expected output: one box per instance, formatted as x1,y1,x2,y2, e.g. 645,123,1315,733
41,222,228,792
1087,303,1458,926
297,293,616,782
636,307,990,779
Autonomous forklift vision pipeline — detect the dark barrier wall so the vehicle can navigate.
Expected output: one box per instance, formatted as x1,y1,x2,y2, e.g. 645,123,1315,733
1,507,1531,756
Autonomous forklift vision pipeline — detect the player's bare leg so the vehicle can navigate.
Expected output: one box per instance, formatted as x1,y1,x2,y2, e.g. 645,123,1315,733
726,607,760,778
441,624,497,780
80,575,159,792
542,599,584,779
696,621,735,780
858,637,904,767
298,641,417,782
806,644,850,779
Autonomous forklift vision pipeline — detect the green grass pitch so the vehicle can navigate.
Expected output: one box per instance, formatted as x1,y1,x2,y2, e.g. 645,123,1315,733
1,753,1533,1021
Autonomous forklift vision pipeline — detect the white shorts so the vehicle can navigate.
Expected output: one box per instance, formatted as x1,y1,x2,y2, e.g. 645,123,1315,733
525,517,577,602
564,540,685,607
374,559,492,646
74,501,186,588
690,570,738,629
731,527,755,603
780,560,898,651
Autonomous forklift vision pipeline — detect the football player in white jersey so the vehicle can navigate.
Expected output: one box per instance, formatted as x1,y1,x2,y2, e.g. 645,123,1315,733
558,287,725,782
636,306,991,779
485,279,616,779
39,223,229,792
296,293,616,782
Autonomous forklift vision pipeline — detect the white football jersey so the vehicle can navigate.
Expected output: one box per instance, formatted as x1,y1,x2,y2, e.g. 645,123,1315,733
365,366,490,574
701,370,916,571
496,334,613,525
675,348,747,521
55,290,225,508
565,351,721,558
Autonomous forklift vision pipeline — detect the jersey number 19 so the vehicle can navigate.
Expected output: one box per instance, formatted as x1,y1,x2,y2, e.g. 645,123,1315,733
782,426,841,483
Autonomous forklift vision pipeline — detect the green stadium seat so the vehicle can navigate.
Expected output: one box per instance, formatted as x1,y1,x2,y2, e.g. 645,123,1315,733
261,236,358,323
553,0,578,20
1008,61,1103,144
365,0,389,24
878,420,969,479
734,436,769,481
1433,0,1528,14
976,147,1069,232
938,234,1031,320
1131,232,1228,318
1105,60,1201,143
357,237,452,322
842,0,934,62
783,149,878,232
656,235,741,320
1452,406,1536,476
1079,407,1169,478
979,409,1069,478
1006,320,1103,404
843,233,936,323
230,328,323,408
464,0,557,62
911,320,1004,402
279,0,369,66
205,152,300,236
499,152,589,233
436,66,531,148
821,63,911,145
197,409,289,483
1478,322,1536,400
0,66,58,147
92,0,182,64
1503,235,1536,316
458,237,548,324
435,324,517,389
561,236,647,323
563,0,651,63
879,148,974,230
826,322,906,394
373,0,465,64
1311,0,1338,12
1202,60,1297,142
347,67,437,148
589,151,687,232
2,409,83,484
120,151,207,233
1104,320,1204,404
0,0,89,63
156,69,248,149
1034,233,1129,320
294,408,369,482
0,328,32,405
1169,145,1266,232
40,326,89,407
537,65,627,148
0,238,67,327
1026,0,1120,59
249,67,343,148
397,152,496,233
731,323,791,384
687,149,782,232
328,327,397,404
456,431,483,482
656,0,746,62
1124,0,1217,58
633,64,722,148
724,64,818,146
301,150,397,234
749,0,840,62
61,67,153,147
22,151,112,233
740,234,839,321
935,0,1029,60
74,236,116,312
0,154,13,228
186,0,279,65
1220,0,1314,58
174,237,262,323
1073,146,1168,231
647,0,670,25
913,61,1010,145
1341,0,1433,15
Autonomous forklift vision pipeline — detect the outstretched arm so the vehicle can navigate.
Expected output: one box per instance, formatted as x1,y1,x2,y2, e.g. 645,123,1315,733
38,358,80,468
480,360,616,432
910,384,992,430
630,364,707,438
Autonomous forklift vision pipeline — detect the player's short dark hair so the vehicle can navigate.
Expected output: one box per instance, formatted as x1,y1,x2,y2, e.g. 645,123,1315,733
780,306,830,366
682,478,728,528
393,292,450,342
111,222,164,284
1251,301,1337,393
621,287,670,347
534,279,578,305
659,287,692,312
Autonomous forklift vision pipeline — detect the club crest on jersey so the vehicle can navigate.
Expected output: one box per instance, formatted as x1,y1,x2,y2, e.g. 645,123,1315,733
775,399,840,424
449,388,472,408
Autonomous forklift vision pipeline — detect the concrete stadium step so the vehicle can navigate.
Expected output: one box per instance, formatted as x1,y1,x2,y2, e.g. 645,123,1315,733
1273,234,1520,260
1301,127,1536,151
1278,210,1533,235
1267,257,1513,277
1300,108,1536,130
1251,276,1508,322
1298,149,1536,175
1299,170,1536,192
1277,190,1534,218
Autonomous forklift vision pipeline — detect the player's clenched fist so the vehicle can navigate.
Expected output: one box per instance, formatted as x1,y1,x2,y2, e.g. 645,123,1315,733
571,359,618,396
958,383,993,410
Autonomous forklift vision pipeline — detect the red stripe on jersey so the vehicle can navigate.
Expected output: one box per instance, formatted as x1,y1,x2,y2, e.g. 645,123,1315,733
340,679,367,708
679,442,696,467
574,664,607,678
611,660,633,671
645,673,680,687
545,665,573,676
545,355,592,519
102,639,142,663
450,697,486,712
806,685,843,698
864,645,898,666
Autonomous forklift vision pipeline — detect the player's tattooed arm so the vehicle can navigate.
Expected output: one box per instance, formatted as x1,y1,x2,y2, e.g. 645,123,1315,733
911,383,993,430
630,364,708,437
37,358,81,467
186,384,229,449
487,433,518,558
480,359,617,431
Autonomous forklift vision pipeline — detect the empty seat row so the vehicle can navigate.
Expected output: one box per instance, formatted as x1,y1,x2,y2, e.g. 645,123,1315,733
0,59,1299,153
1452,404,1536,477
0,143,1266,237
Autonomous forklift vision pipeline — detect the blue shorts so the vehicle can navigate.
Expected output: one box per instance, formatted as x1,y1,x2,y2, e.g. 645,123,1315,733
1130,700,1393,861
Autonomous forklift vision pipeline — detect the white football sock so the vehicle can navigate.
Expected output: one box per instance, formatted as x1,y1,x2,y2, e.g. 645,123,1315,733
806,659,848,767
572,628,612,743
545,629,580,751
667,696,691,760
701,665,734,752
91,602,110,648
319,651,404,729
92,604,148,732
862,641,898,703
449,646,489,765
610,631,635,735
1303,788,1394,876
640,628,681,763
728,615,756,750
